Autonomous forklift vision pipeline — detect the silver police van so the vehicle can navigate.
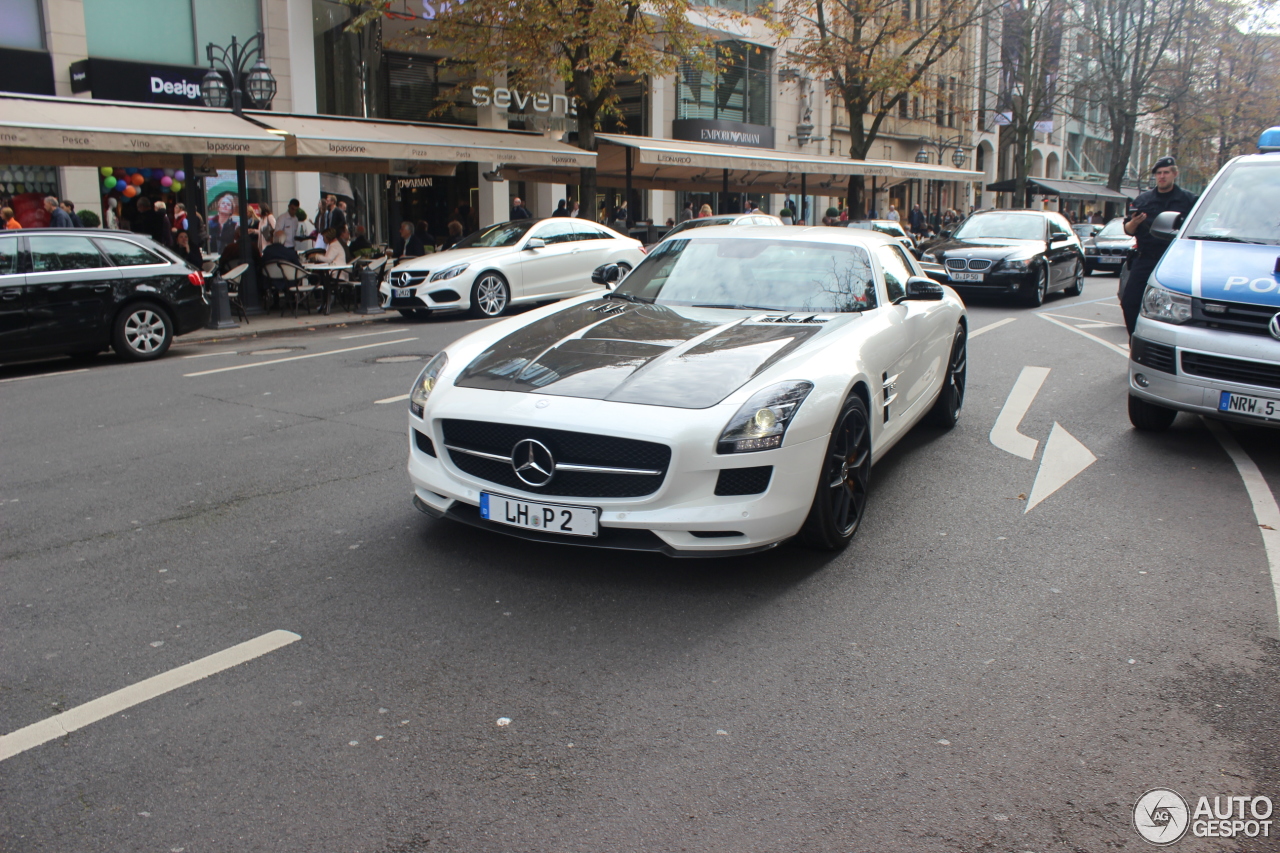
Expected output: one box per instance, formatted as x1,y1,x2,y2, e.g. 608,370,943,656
1128,127,1280,430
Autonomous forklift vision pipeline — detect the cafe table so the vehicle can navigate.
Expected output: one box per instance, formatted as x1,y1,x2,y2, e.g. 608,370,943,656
303,263,354,314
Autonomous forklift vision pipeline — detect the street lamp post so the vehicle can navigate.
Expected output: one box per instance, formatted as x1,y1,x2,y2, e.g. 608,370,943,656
201,33,276,316
915,135,968,220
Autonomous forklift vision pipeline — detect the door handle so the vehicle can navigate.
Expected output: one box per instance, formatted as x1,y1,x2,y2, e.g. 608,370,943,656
0,291,19,301
93,285,112,293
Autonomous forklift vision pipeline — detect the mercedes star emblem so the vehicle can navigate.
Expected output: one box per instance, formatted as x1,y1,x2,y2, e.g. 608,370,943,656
511,439,555,487
397,271,412,287
1270,312,1280,341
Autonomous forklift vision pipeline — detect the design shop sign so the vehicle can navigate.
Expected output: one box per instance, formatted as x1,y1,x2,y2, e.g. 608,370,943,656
70,57,213,106
472,85,577,132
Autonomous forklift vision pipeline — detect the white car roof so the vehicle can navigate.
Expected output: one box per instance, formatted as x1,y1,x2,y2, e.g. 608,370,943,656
669,224,905,247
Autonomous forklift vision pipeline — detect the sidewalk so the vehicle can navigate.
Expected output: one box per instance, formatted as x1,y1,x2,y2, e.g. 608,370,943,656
175,306,402,348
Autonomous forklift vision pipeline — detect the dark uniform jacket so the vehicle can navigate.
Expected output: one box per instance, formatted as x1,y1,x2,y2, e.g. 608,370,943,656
1129,185,1197,259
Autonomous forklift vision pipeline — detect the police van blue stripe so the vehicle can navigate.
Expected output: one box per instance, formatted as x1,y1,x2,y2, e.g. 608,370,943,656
1153,239,1280,307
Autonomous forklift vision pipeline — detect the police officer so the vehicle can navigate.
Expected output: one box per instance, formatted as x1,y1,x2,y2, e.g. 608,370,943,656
1121,156,1197,334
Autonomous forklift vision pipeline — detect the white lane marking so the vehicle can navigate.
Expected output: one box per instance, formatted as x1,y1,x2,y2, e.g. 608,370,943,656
182,350,239,359
375,393,411,405
1026,422,1097,512
340,329,398,340
970,317,1016,338
1204,419,1280,635
184,338,418,377
0,368,89,384
990,366,1051,460
1075,321,1123,329
1039,312,1130,357
1043,295,1122,308
0,630,300,762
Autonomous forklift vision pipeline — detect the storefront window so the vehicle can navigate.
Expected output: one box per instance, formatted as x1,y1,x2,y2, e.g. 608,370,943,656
193,0,262,60
83,0,260,67
0,0,44,50
0,165,59,227
676,41,772,127
384,53,476,126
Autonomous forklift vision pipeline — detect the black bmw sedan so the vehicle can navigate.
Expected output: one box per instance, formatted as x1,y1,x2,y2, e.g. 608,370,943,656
0,229,210,363
919,210,1085,306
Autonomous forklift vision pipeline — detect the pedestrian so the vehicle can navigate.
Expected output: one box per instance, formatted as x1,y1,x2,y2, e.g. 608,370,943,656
172,202,187,236
612,201,629,233
60,199,82,226
392,220,426,260
569,201,580,218
511,197,531,220
886,204,900,222
440,219,464,250
1120,156,1197,335
698,203,713,218
908,203,926,237
1,206,21,229
256,203,276,253
46,196,75,228
174,229,205,269
277,199,301,249
679,201,694,223
348,225,372,256
552,199,569,217
154,201,173,244
261,228,301,267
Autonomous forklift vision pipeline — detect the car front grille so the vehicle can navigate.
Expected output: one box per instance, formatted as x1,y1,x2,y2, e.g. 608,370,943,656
1190,298,1279,337
1130,337,1176,374
945,258,992,271
1180,351,1280,390
440,419,671,498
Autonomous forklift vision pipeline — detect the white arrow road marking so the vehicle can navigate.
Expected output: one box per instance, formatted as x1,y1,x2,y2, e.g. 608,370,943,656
0,629,300,762
990,366,1051,460
1026,423,1097,512
970,317,1017,338
1038,312,1129,357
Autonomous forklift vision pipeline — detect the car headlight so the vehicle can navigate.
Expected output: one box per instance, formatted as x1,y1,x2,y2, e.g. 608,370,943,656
1085,246,1098,255
1000,257,1033,270
717,381,813,453
409,352,448,418
429,263,470,282
1141,282,1192,325
921,252,937,263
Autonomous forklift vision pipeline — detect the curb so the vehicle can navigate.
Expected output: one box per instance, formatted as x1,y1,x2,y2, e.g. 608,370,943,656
172,313,402,349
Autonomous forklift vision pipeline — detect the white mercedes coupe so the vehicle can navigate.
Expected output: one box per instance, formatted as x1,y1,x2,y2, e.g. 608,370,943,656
406,226,967,556
381,218,647,319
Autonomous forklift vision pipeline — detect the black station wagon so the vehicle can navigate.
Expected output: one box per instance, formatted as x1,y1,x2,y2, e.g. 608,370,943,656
0,229,210,362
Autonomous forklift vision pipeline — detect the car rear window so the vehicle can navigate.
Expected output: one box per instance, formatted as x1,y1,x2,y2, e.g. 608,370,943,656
28,236,108,272
95,237,165,267
0,235,18,275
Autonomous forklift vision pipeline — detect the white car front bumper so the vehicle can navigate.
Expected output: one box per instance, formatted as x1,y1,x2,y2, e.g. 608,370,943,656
406,388,828,556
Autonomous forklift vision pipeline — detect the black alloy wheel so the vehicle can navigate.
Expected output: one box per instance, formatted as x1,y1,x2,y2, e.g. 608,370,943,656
1022,264,1049,307
926,323,967,428
799,395,871,551
1064,260,1085,296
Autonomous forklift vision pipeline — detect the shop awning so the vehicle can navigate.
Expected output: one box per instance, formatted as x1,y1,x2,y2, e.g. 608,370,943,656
512,133,983,192
985,176,1130,201
243,111,595,175
0,93,286,168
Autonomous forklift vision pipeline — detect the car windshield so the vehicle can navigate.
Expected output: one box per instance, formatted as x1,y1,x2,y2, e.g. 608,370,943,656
1097,218,1128,238
452,220,537,249
952,213,1045,240
616,237,877,312
664,218,735,238
1183,160,1280,245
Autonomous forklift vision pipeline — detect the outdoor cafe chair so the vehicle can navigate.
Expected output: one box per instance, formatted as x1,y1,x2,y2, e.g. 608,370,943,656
220,263,250,324
261,260,317,318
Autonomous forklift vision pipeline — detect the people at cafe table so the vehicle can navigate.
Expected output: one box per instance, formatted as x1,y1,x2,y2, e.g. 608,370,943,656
391,220,426,260
174,230,204,270
217,225,261,275
261,229,302,268
347,225,372,257
320,226,350,281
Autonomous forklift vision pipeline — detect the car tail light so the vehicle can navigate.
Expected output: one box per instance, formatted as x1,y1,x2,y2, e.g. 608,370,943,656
638,246,648,255
187,271,204,287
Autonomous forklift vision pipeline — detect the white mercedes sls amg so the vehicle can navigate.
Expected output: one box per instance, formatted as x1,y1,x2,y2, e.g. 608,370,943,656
406,226,967,556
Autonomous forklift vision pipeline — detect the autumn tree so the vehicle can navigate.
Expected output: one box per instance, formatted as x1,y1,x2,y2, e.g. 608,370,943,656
344,0,721,214
774,0,986,215
1069,0,1192,191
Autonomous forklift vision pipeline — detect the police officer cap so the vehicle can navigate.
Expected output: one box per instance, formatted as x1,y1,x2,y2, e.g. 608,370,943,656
1151,156,1177,173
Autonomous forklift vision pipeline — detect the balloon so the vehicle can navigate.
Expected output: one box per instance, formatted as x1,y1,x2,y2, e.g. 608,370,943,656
170,180,182,193
174,170,185,181
115,178,126,190
122,185,137,198
100,166,114,177
131,173,145,185
125,167,137,175
104,178,117,193
160,176,172,187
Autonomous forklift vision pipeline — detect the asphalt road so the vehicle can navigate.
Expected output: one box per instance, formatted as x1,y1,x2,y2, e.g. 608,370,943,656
2,276,1278,853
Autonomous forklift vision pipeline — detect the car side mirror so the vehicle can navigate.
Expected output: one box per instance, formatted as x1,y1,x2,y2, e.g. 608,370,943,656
591,263,623,286
525,237,546,250
900,275,944,302
1149,210,1183,241
940,229,952,239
